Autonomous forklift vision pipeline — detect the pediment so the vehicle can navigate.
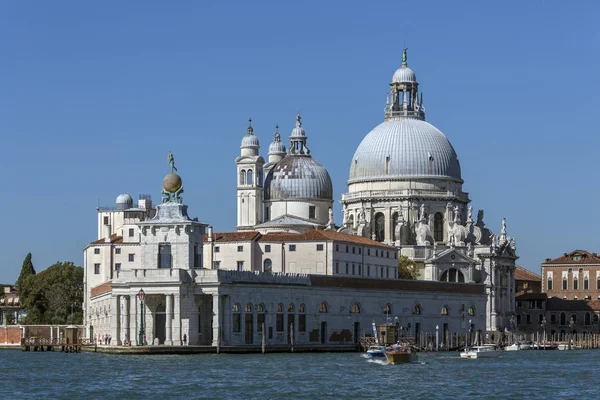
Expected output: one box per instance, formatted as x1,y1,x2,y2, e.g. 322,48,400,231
426,248,478,265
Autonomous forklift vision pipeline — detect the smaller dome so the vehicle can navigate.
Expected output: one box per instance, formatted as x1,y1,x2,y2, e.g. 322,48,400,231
115,193,133,210
290,113,305,138
241,120,259,148
163,173,182,193
268,132,286,155
392,66,417,83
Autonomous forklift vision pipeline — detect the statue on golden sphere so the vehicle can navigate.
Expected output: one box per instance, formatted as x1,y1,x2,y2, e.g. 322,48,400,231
162,152,184,203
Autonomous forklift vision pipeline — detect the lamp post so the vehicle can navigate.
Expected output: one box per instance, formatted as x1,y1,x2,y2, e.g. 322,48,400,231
468,319,472,348
435,325,439,351
137,288,146,346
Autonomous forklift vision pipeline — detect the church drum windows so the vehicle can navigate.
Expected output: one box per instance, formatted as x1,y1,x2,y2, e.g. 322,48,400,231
434,212,444,242
374,213,385,242
441,268,465,283
247,170,253,185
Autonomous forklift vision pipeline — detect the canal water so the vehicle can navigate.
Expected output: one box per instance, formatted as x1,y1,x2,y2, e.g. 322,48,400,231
1,349,598,399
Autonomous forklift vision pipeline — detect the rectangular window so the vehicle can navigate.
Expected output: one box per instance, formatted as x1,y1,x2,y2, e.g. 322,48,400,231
128,254,135,262
316,244,324,251
574,279,579,290
526,314,531,324
193,244,200,268
214,246,220,253
276,314,284,332
299,314,306,332
335,262,339,274
103,216,109,225
158,244,172,268
346,245,349,252
94,248,100,254
367,265,370,276
265,207,270,221
265,245,271,253
387,251,390,258
115,248,121,254
213,261,221,269
368,249,371,256
336,244,339,252
94,263,100,274
115,263,121,271
547,280,553,291
538,314,544,323
352,247,355,254
597,279,600,290
386,268,389,278
376,250,379,257
237,245,243,252
517,315,521,324
352,264,355,275
516,301,522,308
584,279,589,290
551,314,556,323
563,279,568,290
345,263,349,274
309,206,316,219
289,245,296,251
380,267,383,277
358,265,362,276
237,261,244,271
233,314,241,333
128,228,135,237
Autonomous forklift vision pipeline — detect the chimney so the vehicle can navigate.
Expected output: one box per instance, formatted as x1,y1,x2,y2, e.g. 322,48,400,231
207,226,213,242
104,224,112,243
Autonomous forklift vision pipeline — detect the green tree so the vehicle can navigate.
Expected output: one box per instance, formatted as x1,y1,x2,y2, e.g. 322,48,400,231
398,255,419,280
20,261,84,325
16,252,36,290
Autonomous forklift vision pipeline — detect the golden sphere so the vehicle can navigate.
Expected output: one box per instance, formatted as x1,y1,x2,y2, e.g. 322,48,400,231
163,173,182,193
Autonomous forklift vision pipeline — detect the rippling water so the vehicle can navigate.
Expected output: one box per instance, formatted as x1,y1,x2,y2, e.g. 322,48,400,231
1,349,599,399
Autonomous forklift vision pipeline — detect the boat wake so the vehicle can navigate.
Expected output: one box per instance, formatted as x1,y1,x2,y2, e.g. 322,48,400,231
366,358,389,365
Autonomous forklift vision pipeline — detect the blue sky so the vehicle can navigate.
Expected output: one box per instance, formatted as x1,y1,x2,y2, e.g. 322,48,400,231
1,0,598,282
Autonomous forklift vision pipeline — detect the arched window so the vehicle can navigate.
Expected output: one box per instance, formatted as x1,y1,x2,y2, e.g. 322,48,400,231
298,304,306,332
319,302,328,313
240,170,246,185
233,303,241,333
413,304,422,315
288,303,295,313
374,213,385,242
383,303,392,315
277,303,284,313
593,314,599,324
563,277,568,290
256,304,264,312
441,306,449,315
392,212,398,242
468,306,475,316
247,169,253,185
585,312,591,326
352,303,361,313
263,258,272,273
584,277,589,290
560,312,566,325
434,212,444,242
245,303,253,313
441,268,465,283
573,276,579,290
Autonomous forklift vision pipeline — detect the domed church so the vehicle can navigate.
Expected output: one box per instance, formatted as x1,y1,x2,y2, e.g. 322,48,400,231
339,49,517,331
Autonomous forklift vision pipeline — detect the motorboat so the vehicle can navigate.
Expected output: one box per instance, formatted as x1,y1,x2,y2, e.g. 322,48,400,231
366,345,387,357
505,342,531,351
460,345,504,359
385,346,418,364
557,343,582,350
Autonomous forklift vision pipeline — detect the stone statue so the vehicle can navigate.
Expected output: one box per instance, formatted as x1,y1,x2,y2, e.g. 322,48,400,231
402,48,408,65
420,204,426,220
453,206,460,223
328,207,334,223
477,209,484,225
168,152,177,172
467,242,472,256
468,206,473,221
501,218,507,234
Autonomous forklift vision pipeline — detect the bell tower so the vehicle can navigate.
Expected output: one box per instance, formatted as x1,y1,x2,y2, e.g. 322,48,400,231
236,119,264,230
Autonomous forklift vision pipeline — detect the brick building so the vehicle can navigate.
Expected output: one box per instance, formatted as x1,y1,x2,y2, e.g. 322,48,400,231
541,250,600,300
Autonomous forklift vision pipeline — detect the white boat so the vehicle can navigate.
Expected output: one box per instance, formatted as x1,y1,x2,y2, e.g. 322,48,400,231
366,345,387,357
460,345,504,359
505,342,531,351
557,344,582,350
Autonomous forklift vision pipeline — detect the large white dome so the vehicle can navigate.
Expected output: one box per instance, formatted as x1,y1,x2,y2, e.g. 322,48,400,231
348,117,462,183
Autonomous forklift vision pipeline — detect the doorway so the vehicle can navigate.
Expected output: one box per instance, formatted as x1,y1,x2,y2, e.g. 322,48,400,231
320,321,327,344
245,314,253,344
155,304,166,344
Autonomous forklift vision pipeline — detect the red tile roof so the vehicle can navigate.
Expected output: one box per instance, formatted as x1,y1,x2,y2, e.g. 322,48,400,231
91,234,123,245
205,230,396,249
203,231,261,242
542,250,600,265
90,281,112,297
514,265,541,282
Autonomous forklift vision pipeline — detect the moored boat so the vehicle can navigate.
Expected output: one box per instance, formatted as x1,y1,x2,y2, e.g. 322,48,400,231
460,345,503,359
505,342,531,351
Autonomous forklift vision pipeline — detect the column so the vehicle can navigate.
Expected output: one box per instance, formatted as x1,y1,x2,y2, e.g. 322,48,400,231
129,294,137,345
212,294,221,347
122,296,129,345
110,295,119,346
173,294,182,345
166,294,173,345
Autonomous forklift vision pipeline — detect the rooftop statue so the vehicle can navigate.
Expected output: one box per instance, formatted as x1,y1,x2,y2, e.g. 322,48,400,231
168,152,178,173
402,48,408,66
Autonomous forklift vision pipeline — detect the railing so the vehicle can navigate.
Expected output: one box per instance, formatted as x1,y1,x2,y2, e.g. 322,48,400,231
342,189,469,202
